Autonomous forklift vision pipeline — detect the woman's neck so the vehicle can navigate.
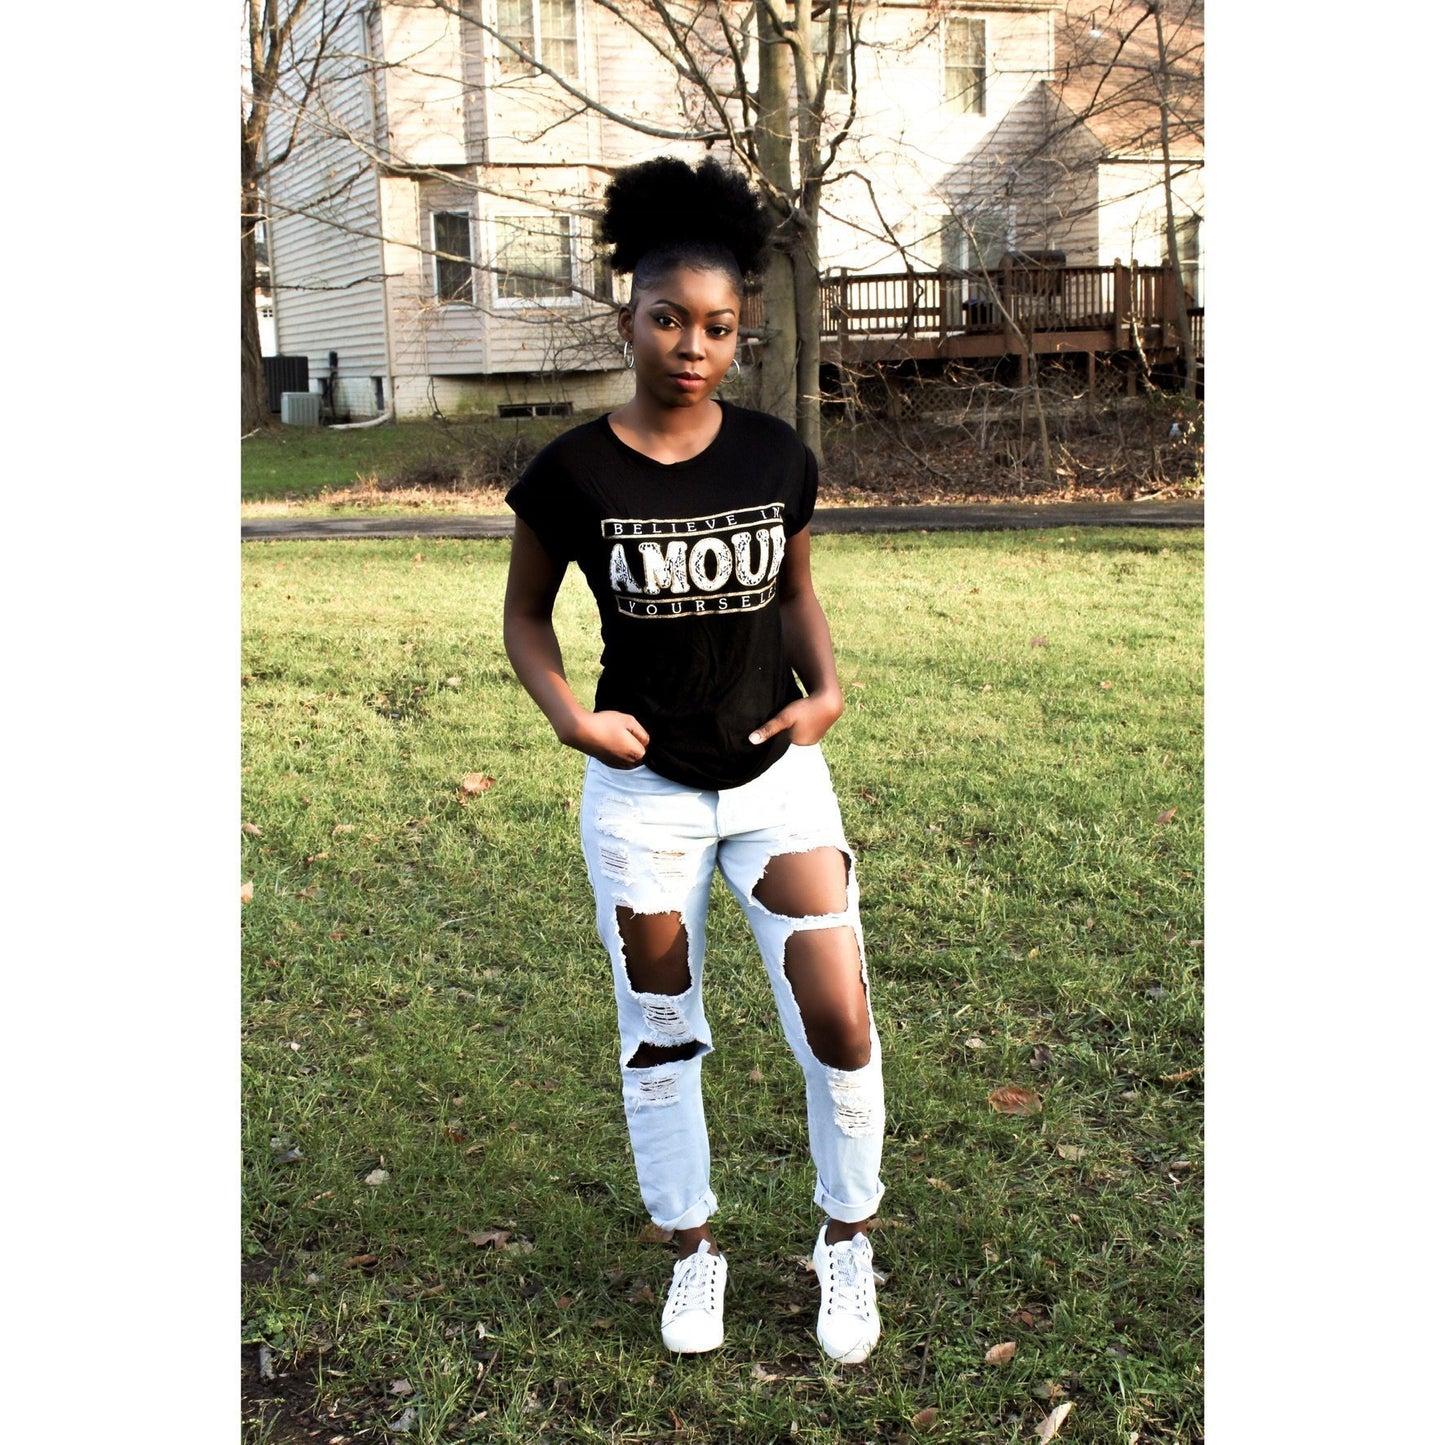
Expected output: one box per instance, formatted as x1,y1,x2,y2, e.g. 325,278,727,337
608,397,724,465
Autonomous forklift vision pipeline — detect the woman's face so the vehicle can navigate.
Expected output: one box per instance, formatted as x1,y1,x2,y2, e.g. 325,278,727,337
619,266,741,412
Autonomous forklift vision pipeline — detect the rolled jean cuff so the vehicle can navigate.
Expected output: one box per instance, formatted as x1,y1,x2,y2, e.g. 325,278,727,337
652,1188,718,1234
814,1180,885,1224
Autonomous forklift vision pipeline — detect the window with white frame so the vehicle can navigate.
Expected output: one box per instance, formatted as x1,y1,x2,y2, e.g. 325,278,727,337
943,16,986,115
494,214,574,301
496,0,579,79
1175,215,1202,304
433,212,475,303
943,208,1011,271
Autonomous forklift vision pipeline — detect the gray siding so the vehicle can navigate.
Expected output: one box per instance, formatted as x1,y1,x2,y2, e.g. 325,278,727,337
265,3,388,381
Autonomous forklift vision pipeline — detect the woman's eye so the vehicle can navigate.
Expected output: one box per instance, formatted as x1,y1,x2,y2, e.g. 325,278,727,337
709,326,733,338
652,314,678,329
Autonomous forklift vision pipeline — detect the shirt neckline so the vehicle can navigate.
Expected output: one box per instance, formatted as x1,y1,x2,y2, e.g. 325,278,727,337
602,399,731,471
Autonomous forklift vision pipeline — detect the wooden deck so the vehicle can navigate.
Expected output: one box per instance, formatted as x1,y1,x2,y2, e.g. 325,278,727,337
745,262,1202,370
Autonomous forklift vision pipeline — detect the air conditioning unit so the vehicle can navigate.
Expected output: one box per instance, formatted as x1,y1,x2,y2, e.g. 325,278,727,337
281,392,322,426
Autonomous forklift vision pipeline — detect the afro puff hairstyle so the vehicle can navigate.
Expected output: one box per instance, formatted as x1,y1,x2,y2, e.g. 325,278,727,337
600,155,772,294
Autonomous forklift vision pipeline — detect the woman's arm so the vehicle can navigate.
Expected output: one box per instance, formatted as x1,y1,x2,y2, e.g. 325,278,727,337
503,518,650,766
748,526,846,748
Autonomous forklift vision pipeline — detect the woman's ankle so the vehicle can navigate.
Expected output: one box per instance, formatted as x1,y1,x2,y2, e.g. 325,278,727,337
823,1217,873,1246
674,1223,716,1254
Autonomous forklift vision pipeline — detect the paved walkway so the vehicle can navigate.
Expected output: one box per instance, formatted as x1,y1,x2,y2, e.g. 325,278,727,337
242,498,1202,542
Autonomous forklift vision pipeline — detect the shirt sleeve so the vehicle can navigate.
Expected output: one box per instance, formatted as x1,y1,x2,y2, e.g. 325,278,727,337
785,442,820,536
505,450,576,563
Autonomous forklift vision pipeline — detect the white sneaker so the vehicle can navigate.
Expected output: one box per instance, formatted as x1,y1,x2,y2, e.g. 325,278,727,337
813,1224,881,1364
660,1240,727,1354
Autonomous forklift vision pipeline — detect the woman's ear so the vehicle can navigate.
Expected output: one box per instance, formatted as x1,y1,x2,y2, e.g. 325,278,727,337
617,306,634,343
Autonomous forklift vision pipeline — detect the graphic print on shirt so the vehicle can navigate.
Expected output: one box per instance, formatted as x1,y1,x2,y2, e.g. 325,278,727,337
602,503,787,619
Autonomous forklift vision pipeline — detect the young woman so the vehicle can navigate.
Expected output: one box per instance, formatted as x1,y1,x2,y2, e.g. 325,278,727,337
502,156,886,1363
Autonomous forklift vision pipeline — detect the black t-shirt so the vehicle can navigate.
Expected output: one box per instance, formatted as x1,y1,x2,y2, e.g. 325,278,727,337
506,401,818,790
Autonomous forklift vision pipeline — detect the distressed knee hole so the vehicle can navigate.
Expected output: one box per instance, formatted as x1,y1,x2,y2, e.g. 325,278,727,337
617,907,691,997
827,1060,885,1138
626,1039,704,1069
750,846,851,917
782,925,872,1071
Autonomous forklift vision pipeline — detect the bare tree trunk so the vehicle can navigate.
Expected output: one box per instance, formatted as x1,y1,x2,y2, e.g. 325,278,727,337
966,244,1052,485
791,213,822,456
1151,1,1195,394
755,6,797,428
241,148,270,434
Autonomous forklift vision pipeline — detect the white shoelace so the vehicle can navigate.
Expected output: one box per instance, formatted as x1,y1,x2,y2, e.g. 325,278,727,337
667,1247,721,1317
827,1239,874,1316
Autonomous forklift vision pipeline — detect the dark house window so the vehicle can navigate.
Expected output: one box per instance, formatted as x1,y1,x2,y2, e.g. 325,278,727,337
433,212,475,302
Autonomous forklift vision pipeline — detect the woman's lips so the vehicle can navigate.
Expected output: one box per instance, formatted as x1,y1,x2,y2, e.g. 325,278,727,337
671,374,707,391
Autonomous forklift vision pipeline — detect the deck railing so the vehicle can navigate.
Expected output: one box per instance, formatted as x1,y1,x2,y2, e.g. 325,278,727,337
812,263,1197,351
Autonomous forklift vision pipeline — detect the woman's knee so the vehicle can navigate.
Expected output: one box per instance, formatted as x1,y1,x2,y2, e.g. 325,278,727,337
782,926,872,1070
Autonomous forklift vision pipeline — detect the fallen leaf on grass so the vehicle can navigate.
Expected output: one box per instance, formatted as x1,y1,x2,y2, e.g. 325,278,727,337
926,1177,954,1192
988,1086,1043,1116
964,1036,987,1049
1037,1400,1073,1441
1099,680,1114,690
985,1341,1017,1366
748,1066,764,1082
344,1253,378,1268
459,774,495,796
332,823,355,836
241,881,254,904
639,1222,673,1244
389,1379,414,1396
1161,1067,1200,1083
625,1279,656,1304
445,676,461,688
389,1405,416,1434
442,1126,466,1145
242,822,262,837
364,1168,389,1186
1155,807,1178,825
1029,636,1048,648
911,1407,940,1432
750,1363,781,1384
469,1229,512,1249
1055,1144,1086,1162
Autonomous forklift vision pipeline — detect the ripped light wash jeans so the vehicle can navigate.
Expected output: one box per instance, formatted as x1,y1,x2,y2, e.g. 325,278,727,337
579,742,886,1232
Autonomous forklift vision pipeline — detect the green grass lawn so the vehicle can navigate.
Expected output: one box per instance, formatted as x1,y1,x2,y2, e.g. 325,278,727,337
242,528,1203,1444
241,416,571,505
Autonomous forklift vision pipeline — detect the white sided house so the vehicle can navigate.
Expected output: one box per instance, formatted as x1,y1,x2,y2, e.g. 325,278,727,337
263,0,1201,420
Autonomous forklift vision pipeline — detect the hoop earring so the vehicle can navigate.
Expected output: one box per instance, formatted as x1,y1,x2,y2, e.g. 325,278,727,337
728,356,742,378
622,341,635,370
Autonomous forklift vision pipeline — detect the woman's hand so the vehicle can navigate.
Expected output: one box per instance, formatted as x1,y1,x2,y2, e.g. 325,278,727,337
748,688,844,749
560,709,651,768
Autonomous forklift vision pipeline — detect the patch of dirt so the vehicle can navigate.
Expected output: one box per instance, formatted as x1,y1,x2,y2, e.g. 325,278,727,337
241,1344,344,1443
